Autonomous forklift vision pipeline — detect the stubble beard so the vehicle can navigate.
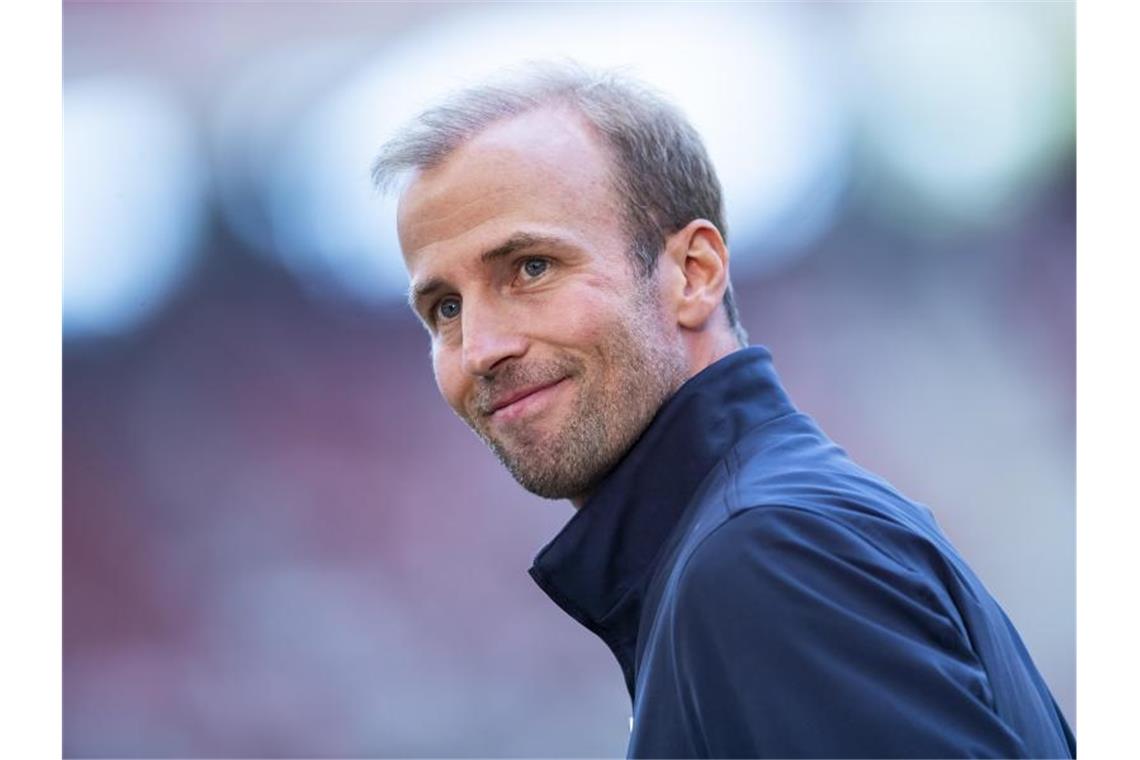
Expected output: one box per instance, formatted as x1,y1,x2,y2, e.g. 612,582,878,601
465,287,687,502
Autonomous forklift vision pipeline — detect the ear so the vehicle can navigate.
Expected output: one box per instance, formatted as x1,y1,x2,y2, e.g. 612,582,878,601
662,219,730,331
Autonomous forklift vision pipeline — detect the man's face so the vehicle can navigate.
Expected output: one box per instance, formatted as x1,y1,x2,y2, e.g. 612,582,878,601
396,107,688,502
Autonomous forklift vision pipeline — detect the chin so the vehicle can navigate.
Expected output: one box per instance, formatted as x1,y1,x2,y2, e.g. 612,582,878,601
490,437,602,501
513,468,599,502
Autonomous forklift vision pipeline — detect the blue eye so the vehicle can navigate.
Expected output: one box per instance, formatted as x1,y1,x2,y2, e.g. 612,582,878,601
522,258,549,278
436,297,461,321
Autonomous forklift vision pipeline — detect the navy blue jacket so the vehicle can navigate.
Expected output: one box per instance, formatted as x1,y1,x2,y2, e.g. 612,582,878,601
529,347,1075,758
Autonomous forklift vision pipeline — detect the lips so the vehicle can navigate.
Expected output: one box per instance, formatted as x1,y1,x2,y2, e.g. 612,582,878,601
488,378,567,417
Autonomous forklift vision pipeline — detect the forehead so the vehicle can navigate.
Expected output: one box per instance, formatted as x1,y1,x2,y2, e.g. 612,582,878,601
396,106,626,266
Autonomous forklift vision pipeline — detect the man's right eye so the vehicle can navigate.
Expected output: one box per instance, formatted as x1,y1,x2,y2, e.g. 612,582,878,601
435,296,461,321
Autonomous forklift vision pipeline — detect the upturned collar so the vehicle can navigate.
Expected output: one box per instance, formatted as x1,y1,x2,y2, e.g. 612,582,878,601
527,346,796,695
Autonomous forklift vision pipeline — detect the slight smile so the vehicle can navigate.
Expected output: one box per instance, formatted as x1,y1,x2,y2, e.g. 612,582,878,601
489,378,570,423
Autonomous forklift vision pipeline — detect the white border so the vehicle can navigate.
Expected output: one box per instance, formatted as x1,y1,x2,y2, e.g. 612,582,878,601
2,0,62,757
1076,1,1140,756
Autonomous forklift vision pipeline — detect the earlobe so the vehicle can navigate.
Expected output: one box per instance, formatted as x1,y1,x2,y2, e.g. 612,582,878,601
671,220,729,331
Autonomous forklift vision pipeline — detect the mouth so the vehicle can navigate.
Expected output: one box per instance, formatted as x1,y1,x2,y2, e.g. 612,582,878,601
488,377,569,422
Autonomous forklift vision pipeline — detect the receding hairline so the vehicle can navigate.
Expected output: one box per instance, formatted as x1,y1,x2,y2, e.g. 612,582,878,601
398,98,614,179
386,97,635,223
430,97,586,160
394,102,635,252
372,63,676,190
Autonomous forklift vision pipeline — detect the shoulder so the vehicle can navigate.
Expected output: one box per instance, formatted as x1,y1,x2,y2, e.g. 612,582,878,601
653,504,1028,759
672,507,839,615
678,504,899,593
672,504,958,643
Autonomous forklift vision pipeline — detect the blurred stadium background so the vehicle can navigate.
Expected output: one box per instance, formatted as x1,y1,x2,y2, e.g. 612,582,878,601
63,2,1075,756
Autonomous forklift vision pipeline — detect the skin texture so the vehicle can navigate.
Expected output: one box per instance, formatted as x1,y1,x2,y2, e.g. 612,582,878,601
397,105,739,506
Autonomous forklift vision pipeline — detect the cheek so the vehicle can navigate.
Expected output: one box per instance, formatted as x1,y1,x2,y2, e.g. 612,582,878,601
432,348,468,414
543,283,625,344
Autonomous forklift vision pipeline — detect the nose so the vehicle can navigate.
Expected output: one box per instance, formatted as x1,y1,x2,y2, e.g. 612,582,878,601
460,297,528,377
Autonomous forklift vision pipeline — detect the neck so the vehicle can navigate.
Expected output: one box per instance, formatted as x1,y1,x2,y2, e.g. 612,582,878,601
683,326,742,383
566,333,743,512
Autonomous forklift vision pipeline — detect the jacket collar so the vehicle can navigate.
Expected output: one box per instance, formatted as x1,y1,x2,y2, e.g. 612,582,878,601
527,346,796,694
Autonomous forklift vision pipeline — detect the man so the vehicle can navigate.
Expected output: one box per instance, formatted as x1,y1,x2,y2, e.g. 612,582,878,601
372,64,1075,758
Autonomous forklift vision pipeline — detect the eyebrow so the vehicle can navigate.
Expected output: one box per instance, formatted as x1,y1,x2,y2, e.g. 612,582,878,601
407,232,570,312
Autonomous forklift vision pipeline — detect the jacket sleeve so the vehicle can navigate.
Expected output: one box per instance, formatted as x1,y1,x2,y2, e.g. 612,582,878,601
664,505,1029,758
